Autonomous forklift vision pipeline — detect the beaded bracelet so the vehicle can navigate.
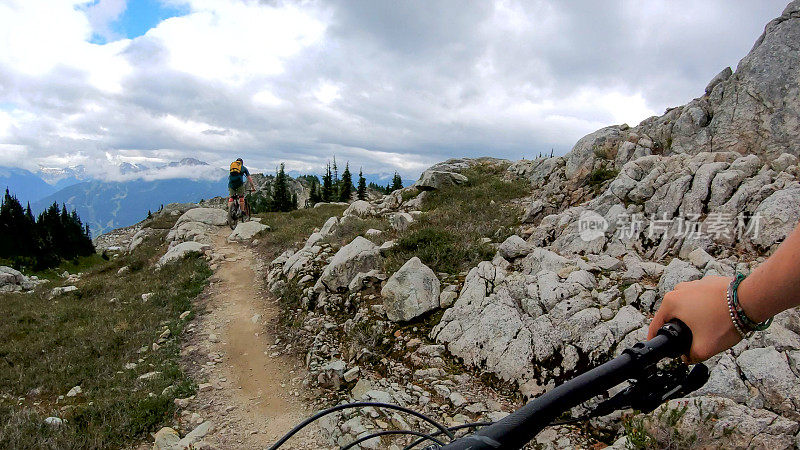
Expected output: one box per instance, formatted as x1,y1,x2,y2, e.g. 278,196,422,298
726,281,748,338
728,273,772,336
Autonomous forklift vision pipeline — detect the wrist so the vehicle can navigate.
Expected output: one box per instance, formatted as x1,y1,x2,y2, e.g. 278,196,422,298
736,275,772,324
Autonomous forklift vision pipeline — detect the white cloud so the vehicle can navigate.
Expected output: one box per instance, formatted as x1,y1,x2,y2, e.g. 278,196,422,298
147,2,326,84
0,0,790,179
82,0,127,42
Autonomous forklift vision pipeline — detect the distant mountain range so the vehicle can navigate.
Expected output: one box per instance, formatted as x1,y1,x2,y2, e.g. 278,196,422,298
33,178,224,236
0,166,57,203
2,159,225,237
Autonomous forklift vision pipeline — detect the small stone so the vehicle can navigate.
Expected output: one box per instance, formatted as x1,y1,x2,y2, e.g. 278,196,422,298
44,417,63,427
180,311,191,320
138,371,161,381
141,292,154,302
343,366,360,383
66,386,82,397
449,392,467,407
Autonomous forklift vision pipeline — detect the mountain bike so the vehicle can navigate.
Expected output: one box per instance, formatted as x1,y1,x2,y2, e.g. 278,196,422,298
227,192,252,230
269,320,709,449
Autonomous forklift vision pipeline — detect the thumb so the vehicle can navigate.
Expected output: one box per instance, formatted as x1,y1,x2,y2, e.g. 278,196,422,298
647,300,672,340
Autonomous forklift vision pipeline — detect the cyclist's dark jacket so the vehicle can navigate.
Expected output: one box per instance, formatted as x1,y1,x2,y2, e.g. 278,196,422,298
228,165,250,189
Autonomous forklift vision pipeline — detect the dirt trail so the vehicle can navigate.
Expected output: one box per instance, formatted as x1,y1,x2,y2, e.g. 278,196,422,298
182,227,321,448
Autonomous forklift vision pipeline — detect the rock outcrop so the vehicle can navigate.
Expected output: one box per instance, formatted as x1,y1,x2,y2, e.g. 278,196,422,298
0,266,46,293
157,242,211,268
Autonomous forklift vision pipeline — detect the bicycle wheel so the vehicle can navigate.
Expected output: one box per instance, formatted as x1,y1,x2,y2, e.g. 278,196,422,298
242,198,251,222
227,202,238,230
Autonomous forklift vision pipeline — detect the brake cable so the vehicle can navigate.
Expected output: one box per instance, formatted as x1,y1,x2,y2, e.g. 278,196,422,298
551,361,709,426
267,401,455,450
402,422,494,450
340,430,446,450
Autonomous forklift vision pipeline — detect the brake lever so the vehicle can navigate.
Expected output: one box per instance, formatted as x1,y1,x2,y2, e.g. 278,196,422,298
592,362,709,416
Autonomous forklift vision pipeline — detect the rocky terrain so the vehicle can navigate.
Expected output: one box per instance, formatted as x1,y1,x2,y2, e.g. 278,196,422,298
258,3,800,448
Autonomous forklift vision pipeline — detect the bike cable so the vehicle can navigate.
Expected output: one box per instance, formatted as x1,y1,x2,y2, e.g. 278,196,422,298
267,401,455,450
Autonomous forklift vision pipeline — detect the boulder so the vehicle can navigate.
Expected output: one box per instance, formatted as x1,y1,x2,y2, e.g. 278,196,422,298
390,212,414,232
227,221,270,242
128,228,152,252
314,237,381,293
751,186,800,249
704,66,733,95
49,286,78,299
157,242,211,268
343,200,374,218
737,346,800,419
657,258,702,297
174,421,213,449
498,235,533,259
319,216,339,237
416,170,468,190
175,208,228,227
153,427,181,450
382,257,441,322
565,126,623,179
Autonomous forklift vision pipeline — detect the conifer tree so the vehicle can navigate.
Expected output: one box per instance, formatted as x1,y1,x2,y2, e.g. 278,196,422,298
391,172,403,191
271,163,294,212
338,163,353,202
308,179,321,205
0,189,93,270
332,156,339,186
357,169,367,200
322,163,333,202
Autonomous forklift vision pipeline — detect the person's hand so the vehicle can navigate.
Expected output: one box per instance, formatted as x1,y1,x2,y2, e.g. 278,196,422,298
647,276,741,363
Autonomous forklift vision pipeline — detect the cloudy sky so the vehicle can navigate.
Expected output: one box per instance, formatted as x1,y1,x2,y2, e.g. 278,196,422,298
0,0,789,179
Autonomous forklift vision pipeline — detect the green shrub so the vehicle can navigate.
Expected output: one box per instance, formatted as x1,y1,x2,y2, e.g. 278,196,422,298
587,167,619,187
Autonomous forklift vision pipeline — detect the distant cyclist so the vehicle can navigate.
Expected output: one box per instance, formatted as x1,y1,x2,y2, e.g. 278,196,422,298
228,158,255,212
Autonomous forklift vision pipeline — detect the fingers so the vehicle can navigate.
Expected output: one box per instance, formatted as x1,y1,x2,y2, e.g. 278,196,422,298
648,291,676,339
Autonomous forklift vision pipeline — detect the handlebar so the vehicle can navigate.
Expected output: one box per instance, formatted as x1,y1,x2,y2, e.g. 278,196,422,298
438,320,693,449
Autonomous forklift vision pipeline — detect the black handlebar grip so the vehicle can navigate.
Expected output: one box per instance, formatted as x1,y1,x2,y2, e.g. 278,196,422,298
656,319,693,358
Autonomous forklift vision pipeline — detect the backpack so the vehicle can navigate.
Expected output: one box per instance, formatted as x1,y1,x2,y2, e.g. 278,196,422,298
230,160,243,174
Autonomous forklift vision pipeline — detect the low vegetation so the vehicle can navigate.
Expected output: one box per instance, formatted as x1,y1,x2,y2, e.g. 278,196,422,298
384,163,529,275
253,204,348,259
587,166,619,188
0,230,210,449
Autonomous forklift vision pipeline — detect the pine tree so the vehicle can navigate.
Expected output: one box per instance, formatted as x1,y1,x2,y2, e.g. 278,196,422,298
1,189,93,270
322,163,333,202
332,156,339,186
357,169,367,200
338,163,353,202
368,182,387,195
271,163,294,212
391,172,403,191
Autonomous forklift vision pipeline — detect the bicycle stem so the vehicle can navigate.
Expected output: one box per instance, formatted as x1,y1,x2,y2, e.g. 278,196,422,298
439,321,692,450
